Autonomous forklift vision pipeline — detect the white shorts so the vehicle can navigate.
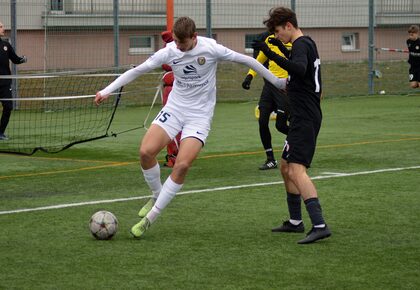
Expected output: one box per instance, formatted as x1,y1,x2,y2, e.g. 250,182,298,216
151,106,211,144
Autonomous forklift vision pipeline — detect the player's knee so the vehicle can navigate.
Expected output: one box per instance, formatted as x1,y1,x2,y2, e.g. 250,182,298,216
172,160,191,178
280,162,288,178
287,166,302,184
275,121,288,134
258,115,269,126
139,147,156,163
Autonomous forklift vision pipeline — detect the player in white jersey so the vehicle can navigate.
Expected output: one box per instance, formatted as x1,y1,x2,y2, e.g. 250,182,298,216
95,16,286,238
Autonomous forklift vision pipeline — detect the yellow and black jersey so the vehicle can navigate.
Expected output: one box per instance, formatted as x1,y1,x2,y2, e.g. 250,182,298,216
247,34,292,79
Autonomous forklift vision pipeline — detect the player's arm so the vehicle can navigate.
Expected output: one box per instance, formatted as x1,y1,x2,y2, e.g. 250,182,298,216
242,51,268,89
232,52,286,90
252,40,306,78
268,38,291,58
96,62,153,105
96,49,168,105
6,42,27,64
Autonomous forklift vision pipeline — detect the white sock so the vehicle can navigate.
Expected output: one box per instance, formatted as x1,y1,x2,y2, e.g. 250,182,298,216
146,207,161,223
142,163,162,199
146,176,183,223
289,219,303,226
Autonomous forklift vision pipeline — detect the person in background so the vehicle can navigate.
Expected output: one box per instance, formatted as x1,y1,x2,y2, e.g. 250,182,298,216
0,21,27,140
242,31,291,170
407,25,420,89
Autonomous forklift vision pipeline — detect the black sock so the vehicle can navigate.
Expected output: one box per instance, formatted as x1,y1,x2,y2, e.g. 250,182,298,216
265,148,274,160
304,198,325,226
287,192,302,221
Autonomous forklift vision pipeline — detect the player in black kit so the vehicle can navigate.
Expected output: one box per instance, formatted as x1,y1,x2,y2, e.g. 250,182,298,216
0,21,27,140
252,6,330,244
407,25,420,89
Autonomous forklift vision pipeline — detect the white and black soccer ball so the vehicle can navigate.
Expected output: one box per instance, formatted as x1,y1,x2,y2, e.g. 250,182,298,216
89,210,118,240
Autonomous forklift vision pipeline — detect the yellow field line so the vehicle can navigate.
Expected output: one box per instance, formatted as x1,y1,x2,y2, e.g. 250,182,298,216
0,154,122,164
317,137,420,149
0,162,133,179
0,137,419,180
198,137,420,159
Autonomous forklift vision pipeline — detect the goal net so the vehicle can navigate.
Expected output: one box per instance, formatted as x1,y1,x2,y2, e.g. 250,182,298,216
0,72,122,155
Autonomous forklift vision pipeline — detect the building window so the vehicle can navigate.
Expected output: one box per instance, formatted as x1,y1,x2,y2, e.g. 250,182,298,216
341,33,359,52
245,34,260,53
51,0,63,11
129,36,155,55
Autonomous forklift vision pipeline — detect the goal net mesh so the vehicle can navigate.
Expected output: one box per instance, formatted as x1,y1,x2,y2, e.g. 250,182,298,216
0,72,122,155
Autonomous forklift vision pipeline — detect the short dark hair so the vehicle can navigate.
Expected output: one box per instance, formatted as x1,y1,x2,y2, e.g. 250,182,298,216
408,25,419,33
173,17,196,41
263,7,298,33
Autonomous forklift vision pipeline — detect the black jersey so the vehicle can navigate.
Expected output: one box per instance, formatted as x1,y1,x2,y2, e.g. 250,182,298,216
0,38,24,87
287,36,322,120
267,36,322,120
407,38,420,69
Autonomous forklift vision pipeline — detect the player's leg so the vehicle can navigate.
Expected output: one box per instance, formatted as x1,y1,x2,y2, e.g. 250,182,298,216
409,69,420,88
132,117,209,238
0,86,13,140
258,84,277,170
272,143,304,233
132,137,203,238
137,123,173,218
287,162,331,244
284,118,330,243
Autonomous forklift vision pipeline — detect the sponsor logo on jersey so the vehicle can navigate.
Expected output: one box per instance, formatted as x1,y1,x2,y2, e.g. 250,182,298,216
183,65,197,74
197,57,206,65
173,59,182,64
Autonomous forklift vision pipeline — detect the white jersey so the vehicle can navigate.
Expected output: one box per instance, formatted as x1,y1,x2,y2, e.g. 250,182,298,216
100,36,285,120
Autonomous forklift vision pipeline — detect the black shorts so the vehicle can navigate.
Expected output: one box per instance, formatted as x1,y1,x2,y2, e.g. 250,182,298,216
258,81,289,113
409,67,420,82
281,116,321,168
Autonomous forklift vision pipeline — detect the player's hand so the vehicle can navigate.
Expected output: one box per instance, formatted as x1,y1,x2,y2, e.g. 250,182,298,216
95,92,108,106
268,38,283,48
242,74,253,90
20,56,27,63
251,40,270,54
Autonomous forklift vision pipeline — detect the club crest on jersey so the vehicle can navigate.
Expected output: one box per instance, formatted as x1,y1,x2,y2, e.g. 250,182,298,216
3,46,7,51
197,57,206,65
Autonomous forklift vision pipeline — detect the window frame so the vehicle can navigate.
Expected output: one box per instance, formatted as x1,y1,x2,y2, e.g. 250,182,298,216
341,32,360,52
50,0,64,14
245,34,261,54
128,35,155,55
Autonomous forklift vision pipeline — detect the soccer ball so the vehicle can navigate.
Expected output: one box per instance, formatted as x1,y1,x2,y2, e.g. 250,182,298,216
89,210,118,240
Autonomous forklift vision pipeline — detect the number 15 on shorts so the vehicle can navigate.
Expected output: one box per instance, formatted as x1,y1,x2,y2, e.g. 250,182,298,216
155,110,171,123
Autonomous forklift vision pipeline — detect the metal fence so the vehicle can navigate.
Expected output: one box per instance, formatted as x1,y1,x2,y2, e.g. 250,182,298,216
0,0,419,104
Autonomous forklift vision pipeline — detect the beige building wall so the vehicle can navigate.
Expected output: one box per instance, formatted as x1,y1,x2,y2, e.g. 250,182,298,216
8,26,410,72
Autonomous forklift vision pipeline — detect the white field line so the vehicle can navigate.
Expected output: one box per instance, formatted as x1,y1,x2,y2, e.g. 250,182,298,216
321,172,347,176
1,165,419,216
